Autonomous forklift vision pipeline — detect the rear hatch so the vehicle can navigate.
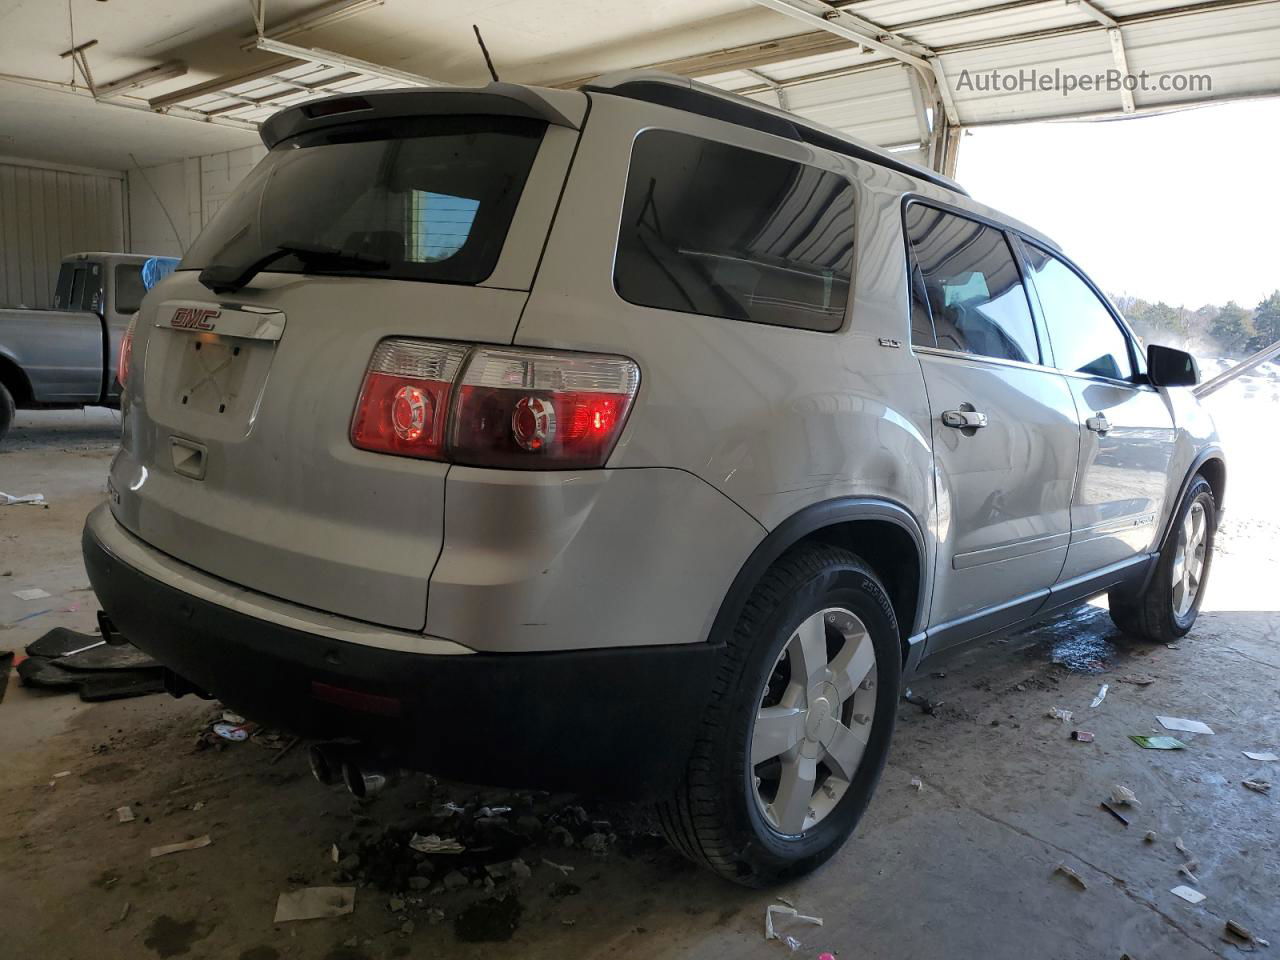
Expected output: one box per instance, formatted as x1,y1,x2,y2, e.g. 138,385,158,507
110,90,583,631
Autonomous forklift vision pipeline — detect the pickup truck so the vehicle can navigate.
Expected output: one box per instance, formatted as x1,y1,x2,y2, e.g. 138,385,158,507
0,252,176,442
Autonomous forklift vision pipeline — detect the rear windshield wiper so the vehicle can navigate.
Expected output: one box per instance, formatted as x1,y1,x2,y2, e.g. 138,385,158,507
198,243,390,294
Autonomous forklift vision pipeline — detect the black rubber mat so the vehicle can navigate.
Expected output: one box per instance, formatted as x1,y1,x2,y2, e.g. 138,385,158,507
20,628,164,701
53,643,159,672
25,627,102,659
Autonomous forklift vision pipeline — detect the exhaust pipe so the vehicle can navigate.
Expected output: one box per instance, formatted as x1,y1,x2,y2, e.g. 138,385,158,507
308,743,345,785
342,759,396,799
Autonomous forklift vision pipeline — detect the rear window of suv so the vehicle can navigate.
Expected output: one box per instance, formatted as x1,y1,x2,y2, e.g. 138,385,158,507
181,115,545,286
614,130,855,332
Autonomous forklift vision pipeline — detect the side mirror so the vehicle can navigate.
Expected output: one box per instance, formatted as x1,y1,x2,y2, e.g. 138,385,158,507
1147,344,1199,387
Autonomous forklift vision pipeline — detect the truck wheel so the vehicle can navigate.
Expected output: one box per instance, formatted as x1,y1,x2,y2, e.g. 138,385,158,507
1109,475,1216,643
0,382,14,444
656,543,900,886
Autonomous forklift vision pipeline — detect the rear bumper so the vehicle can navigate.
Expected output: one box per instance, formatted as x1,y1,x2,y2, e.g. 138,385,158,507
83,508,719,797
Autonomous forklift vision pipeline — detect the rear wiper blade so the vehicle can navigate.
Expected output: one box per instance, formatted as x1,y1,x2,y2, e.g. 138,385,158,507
198,243,389,294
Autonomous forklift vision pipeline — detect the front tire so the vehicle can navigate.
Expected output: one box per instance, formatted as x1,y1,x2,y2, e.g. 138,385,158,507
1109,475,1216,643
656,543,901,886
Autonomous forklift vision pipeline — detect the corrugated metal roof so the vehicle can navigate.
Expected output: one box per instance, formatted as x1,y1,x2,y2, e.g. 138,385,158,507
691,0,1280,158
120,0,1280,168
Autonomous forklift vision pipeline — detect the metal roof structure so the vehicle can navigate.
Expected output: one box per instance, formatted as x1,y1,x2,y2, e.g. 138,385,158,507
1,0,1277,172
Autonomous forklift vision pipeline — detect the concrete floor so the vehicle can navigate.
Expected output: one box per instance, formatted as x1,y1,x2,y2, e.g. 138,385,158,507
1,402,1277,960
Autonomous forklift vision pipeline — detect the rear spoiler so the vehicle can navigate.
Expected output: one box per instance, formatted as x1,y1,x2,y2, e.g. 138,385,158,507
260,83,586,148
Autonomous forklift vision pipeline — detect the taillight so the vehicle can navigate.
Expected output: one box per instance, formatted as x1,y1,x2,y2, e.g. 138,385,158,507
350,339,639,469
450,348,639,469
116,316,137,389
350,339,468,459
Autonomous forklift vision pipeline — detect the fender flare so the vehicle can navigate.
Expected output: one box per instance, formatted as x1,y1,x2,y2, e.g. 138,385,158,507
707,496,930,647
1157,446,1226,553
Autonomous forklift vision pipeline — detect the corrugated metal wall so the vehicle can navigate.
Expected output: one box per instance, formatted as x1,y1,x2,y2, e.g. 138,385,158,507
0,161,126,309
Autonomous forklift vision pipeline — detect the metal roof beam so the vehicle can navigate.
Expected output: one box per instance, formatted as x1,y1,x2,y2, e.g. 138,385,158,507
746,0,960,124
253,36,450,88
1067,0,1136,113
240,0,385,52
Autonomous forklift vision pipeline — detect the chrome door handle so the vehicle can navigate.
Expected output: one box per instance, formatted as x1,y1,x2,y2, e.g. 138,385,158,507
941,409,988,429
1086,414,1112,434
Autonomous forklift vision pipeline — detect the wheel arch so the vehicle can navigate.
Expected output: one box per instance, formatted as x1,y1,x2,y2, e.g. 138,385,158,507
710,497,928,659
0,352,34,406
1158,447,1226,552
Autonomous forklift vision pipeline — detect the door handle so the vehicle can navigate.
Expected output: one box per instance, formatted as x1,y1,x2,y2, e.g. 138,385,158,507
941,409,988,429
1086,414,1112,434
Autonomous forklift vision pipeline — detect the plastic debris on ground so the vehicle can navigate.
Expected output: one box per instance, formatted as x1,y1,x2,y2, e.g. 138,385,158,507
542,859,574,875
1090,684,1109,708
1144,830,1158,843
116,806,134,824
149,835,212,858
1,491,45,506
212,723,250,742
1156,716,1215,736
1244,751,1279,762
13,588,51,601
1047,707,1073,723
408,833,465,854
910,777,923,791
1175,837,1193,859
1224,920,1267,948
1110,784,1140,807
1054,864,1087,890
1071,730,1094,742
1171,885,1206,905
273,886,355,922
1099,802,1130,826
1179,863,1200,883
1130,735,1186,750
1242,779,1271,794
902,688,941,715
764,904,824,945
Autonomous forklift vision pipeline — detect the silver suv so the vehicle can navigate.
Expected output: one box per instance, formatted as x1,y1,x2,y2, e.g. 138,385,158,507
83,72,1224,886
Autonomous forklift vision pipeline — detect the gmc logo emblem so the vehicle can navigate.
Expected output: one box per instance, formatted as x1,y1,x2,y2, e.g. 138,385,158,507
171,307,220,331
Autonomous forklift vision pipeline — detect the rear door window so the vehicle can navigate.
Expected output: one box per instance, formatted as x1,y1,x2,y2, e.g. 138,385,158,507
182,116,546,286
905,204,1040,364
614,130,855,332
1021,244,1134,380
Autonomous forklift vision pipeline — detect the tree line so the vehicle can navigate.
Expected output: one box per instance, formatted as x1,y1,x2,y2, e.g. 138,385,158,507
1112,290,1280,358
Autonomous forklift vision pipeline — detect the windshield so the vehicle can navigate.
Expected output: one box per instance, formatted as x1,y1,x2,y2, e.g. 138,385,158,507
181,115,546,287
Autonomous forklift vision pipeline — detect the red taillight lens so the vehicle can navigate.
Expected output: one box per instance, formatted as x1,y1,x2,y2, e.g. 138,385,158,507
449,347,639,469
351,340,639,469
116,316,137,389
350,340,468,460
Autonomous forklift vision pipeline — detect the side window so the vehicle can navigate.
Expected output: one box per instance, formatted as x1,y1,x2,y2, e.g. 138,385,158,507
1022,245,1133,380
904,204,1040,364
115,264,146,314
615,130,855,332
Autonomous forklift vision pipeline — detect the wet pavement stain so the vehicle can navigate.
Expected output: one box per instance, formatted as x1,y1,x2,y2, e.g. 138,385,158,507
1023,606,1121,673
144,915,209,958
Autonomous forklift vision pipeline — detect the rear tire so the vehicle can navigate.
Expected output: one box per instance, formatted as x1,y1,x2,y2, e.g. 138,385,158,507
656,543,901,886
1109,475,1216,643
0,382,14,445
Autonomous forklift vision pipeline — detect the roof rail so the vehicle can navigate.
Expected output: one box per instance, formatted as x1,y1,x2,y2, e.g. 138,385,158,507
584,71,967,197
